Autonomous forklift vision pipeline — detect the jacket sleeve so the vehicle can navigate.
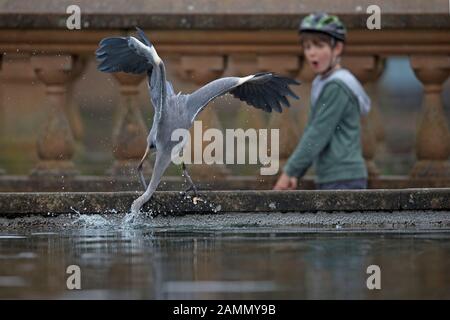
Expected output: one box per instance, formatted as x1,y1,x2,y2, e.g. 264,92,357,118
283,81,350,178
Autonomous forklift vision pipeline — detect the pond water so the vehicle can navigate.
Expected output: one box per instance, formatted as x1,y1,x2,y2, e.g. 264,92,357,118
0,214,449,299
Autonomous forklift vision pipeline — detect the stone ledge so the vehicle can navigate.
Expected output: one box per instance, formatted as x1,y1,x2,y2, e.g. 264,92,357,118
1,175,450,192
1,13,449,29
0,0,448,29
1,30,449,56
0,175,282,192
1,188,450,216
2,212,450,230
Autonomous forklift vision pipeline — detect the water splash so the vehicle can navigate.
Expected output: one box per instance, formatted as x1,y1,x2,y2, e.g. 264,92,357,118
71,214,112,228
70,207,114,228
122,211,139,225
65,192,223,230
121,207,157,228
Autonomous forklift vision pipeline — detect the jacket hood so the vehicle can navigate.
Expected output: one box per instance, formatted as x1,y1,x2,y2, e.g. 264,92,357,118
311,68,371,116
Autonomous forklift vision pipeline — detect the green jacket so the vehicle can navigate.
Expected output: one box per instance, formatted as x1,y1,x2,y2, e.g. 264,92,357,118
283,79,367,183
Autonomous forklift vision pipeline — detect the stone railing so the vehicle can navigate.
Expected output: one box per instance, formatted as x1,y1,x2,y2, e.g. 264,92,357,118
0,0,449,191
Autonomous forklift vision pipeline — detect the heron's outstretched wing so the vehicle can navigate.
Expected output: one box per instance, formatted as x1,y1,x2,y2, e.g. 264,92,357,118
95,27,174,118
186,72,300,122
96,33,151,74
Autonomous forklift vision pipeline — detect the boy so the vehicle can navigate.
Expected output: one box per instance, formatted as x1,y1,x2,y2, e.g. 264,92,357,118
274,12,371,190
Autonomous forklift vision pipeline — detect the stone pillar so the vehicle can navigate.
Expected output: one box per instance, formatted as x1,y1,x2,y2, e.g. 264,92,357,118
367,58,386,145
409,55,450,178
342,55,381,177
177,55,230,180
30,55,77,176
66,56,87,142
109,72,149,177
257,55,301,170
365,58,386,176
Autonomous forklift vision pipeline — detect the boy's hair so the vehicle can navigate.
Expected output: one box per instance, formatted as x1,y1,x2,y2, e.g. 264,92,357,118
300,32,343,49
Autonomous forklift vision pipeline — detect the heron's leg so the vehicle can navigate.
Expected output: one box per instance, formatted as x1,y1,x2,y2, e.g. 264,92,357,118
181,162,198,197
130,150,172,217
137,146,150,190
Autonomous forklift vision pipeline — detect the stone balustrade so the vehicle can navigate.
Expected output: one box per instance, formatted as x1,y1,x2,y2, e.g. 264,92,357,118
0,0,449,190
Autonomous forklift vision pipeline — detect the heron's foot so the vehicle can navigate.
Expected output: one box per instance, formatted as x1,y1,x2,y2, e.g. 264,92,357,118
192,195,204,205
180,185,205,205
180,184,199,198
124,210,139,224
129,195,161,218
125,200,142,224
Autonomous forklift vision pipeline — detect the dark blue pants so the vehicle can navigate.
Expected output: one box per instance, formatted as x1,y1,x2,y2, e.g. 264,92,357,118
317,178,367,190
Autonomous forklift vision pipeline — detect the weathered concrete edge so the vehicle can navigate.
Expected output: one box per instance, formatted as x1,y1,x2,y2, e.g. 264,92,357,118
0,189,449,216
2,175,450,192
0,14,449,29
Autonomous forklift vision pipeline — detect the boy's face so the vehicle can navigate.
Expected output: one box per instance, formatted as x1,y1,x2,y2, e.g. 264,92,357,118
303,39,342,74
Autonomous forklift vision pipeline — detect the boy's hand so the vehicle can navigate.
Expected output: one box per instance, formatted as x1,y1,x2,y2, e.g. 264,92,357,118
273,173,298,190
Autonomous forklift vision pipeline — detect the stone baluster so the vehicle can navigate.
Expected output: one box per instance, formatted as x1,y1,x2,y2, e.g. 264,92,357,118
30,55,77,176
66,56,87,142
409,55,450,178
365,58,386,178
342,55,382,178
109,72,149,177
257,55,301,170
367,58,386,146
177,55,230,180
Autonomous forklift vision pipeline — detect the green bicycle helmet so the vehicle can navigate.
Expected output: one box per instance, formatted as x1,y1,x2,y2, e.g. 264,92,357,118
299,12,347,42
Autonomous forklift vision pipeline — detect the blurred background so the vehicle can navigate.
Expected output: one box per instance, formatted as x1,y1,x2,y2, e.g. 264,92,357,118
0,0,449,190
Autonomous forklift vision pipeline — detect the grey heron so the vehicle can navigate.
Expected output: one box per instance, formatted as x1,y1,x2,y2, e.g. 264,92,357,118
96,28,300,216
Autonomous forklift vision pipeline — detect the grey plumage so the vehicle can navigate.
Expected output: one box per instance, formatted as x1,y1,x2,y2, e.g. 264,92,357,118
96,27,300,216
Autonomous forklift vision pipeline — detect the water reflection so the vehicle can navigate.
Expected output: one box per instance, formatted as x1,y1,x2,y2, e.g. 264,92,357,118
0,226,449,299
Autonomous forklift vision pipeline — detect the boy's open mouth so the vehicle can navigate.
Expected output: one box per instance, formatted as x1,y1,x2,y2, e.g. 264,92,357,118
311,61,319,68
